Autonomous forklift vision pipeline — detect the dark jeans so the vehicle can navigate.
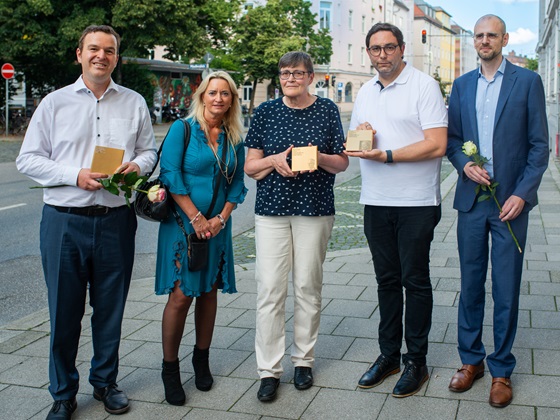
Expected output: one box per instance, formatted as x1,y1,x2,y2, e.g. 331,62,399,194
364,205,441,366
40,204,137,400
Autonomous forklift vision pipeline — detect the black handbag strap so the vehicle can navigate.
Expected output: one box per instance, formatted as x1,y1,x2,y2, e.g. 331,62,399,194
147,119,190,178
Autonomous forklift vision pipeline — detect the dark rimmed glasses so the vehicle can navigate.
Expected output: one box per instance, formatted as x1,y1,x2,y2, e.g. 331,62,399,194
366,44,399,57
279,70,310,80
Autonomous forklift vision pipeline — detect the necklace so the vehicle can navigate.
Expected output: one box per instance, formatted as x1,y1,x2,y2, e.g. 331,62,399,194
209,137,236,184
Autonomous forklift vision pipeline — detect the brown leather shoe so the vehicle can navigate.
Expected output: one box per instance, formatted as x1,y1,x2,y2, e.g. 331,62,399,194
448,363,484,392
489,377,512,408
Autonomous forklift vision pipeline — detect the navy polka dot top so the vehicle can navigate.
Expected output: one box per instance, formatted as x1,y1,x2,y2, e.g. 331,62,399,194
245,96,345,216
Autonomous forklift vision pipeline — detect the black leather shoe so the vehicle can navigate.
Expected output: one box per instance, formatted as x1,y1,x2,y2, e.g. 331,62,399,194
93,383,130,414
46,398,77,420
358,354,400,389
294,367,313,390
392,360,429,398
257,377,280,402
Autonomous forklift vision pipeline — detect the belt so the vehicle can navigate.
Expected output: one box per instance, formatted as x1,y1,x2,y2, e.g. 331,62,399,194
49,204,124,216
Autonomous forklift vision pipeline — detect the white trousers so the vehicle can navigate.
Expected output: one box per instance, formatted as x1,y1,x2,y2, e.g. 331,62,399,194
254,214,334,379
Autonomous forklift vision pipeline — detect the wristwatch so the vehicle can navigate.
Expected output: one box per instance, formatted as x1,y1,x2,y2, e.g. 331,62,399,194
385,150,393,164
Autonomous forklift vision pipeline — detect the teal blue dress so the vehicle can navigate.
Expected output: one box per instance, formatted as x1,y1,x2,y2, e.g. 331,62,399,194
155,118,247,296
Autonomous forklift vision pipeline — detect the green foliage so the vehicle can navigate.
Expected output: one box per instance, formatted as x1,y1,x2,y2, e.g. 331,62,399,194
210,54,244,86
231,0,333,112
526,57,538,72
0,0,241,96
121,61,156,107
99,172,148,207
432,69,449,98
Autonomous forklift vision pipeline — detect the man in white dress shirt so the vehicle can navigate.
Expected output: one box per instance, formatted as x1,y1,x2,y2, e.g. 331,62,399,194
17,25,156,420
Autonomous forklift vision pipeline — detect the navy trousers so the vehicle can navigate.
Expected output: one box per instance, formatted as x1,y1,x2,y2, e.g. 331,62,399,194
364,205,441,366
40,204,137,400
456,198,528,378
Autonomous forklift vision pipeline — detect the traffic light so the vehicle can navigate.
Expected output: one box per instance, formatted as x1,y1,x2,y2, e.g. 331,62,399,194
422,29,427,44
331,75,336,87
325,74,330,84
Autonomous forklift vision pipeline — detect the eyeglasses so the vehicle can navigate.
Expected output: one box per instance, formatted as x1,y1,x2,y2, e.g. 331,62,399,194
473,32,502,42
279,70,310,80
367,44,399,57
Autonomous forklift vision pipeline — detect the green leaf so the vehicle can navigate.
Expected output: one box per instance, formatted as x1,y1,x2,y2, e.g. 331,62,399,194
124,172,139,184
478,195,490,202
475,185,480,195
105,183,120,196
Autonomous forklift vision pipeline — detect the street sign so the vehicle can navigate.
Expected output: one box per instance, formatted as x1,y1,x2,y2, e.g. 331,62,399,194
1,63,14,80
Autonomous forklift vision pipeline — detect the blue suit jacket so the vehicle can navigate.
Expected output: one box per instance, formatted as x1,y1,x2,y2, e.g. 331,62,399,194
446,60,549,213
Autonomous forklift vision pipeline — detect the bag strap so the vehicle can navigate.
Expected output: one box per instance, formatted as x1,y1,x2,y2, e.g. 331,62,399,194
147,119,191,178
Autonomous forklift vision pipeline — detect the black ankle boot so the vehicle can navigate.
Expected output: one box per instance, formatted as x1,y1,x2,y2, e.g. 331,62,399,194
192,346,213,391
162,359,186,405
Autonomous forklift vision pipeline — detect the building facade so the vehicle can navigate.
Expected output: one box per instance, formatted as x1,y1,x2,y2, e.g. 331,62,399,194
451,23,478,79
242,0,415,114
537,0,559,155
413,1,455,94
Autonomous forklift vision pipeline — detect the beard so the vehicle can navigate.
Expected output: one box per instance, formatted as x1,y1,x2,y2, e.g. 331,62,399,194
477,48,501,62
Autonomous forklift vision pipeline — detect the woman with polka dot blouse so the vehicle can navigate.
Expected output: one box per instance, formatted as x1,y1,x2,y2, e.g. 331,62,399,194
244,51,349,402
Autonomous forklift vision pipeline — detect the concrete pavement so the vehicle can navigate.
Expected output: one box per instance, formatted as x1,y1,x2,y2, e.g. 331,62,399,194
1,158,560,419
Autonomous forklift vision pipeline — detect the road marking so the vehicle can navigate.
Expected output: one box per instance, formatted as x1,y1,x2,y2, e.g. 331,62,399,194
0,203,27,211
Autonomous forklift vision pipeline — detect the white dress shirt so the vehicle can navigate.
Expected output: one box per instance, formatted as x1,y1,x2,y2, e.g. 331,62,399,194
17,76,157,207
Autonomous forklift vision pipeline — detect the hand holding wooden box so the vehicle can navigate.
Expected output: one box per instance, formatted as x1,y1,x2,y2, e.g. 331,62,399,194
345,130,374,151
90,146,125,175
291,145,318,171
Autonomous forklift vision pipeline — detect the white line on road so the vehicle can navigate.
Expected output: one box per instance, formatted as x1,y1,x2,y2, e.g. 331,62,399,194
0,203,27,211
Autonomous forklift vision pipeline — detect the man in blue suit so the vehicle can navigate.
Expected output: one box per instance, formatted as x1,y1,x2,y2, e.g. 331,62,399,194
446,15,548,408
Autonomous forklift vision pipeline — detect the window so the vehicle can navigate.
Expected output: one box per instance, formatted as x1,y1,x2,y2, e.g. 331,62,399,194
320,2,332,30
348,10,353,30
362,15,366,33
361,47,366,65
345,82,353,103
348,44,353,64
243,81,253,102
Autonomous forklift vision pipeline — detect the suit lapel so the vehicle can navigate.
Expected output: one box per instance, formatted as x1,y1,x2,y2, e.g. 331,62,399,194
466,71,479,143
495,61,517,128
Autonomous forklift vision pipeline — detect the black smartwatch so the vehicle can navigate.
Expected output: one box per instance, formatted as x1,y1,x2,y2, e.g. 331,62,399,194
385,150,393,164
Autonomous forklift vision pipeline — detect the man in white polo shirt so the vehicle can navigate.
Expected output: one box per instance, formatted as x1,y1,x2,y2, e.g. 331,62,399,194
345,22,447,398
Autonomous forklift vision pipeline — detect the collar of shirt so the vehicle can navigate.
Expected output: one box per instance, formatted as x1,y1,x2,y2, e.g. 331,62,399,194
477,57,506,81
374,61,412,91
73,75,119,98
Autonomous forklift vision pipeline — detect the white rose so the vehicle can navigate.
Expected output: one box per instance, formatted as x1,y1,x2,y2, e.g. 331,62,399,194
462,141,478,157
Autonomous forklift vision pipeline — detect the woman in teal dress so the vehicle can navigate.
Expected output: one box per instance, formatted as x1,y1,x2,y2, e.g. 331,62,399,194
155,71,247,405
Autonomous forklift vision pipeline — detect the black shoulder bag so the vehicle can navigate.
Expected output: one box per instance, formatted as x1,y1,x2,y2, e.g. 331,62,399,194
171,130,228,271
134,120,190,222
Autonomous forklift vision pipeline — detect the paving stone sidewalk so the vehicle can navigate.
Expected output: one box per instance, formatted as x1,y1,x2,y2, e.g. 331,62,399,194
1,158,560,420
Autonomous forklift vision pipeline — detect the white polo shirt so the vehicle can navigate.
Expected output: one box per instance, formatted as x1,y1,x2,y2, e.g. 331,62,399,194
350,62,448,207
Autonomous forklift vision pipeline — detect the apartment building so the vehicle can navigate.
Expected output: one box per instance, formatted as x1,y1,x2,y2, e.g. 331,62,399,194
243,0,415,113
537,0,560,155
413,1,455,94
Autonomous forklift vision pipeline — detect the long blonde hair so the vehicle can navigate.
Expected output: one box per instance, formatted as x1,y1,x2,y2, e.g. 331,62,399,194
188,71,243,145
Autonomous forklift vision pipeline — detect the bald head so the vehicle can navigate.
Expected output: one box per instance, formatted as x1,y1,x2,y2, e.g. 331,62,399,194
475,14,506,34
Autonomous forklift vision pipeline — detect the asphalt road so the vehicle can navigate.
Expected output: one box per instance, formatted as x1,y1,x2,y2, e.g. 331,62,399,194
0,121,364,327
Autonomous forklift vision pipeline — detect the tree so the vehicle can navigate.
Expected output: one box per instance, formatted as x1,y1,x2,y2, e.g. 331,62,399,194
231,0,332,113
432,69,449,98
526,57,538,72
0,0,241,97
